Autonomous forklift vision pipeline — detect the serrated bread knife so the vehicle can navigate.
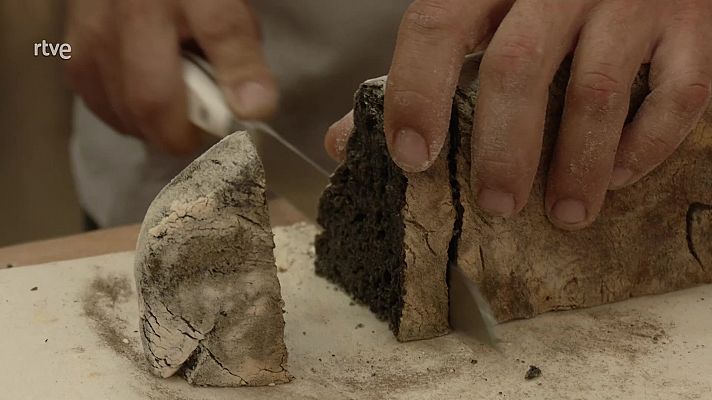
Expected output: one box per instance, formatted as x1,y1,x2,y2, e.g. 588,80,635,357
181,52,330,221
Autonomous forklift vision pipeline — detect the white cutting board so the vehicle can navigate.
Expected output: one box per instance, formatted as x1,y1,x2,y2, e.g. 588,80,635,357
0,223,710,400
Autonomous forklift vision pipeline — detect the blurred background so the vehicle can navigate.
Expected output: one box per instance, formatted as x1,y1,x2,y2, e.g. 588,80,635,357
0,1,407,247
0,2,83,246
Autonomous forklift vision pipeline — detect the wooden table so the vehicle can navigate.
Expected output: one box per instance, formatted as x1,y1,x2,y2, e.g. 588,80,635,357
0,197,305,268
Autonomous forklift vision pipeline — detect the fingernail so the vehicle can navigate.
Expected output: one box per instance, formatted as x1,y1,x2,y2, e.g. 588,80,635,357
393,128,430,172
227,81,278,119
477,188,516,217
551,199,587,225
610,167,633,189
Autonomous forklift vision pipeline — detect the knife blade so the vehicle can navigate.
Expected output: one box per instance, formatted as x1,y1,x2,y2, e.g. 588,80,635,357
448,261,499,349
181,52,330,221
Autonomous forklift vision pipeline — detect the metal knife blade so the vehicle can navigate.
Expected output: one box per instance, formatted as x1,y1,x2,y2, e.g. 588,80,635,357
181,53,330,221
448,261,499,349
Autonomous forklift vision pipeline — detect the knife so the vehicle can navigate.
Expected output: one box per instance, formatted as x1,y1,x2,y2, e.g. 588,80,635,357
448,261,499,350
181,52,330,221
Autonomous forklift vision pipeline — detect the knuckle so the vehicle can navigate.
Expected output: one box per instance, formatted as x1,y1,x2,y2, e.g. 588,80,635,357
481,34,544,91
570,65,627,110
476,147,529,182
668,78,712,116
642,130,678,150
389,87,435,109
636,132,681,163
403,0,464,39
487,33,544,69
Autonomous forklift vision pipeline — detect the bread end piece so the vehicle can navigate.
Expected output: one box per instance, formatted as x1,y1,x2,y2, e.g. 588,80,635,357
135,132,291,386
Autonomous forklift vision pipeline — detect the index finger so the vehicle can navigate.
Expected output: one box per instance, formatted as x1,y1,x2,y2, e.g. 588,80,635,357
384,0,512,172
182,0,278,120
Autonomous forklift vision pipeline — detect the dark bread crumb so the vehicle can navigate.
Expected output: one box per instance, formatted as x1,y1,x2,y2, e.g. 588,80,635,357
315,80,407,335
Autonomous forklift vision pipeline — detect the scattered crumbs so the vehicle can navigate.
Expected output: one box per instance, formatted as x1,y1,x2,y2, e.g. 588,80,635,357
331,354,336,357
44,338,48,343
470,359,478,364
268,383,276,387
30,286,38,291
310,367,317,373
122,338,129,344
525,365,542,380
318,358,322,362
355,323,364,329
449,368,455,373
498,391,503,395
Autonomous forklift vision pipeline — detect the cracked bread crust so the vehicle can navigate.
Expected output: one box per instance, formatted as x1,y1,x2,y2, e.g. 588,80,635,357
134,132,290,386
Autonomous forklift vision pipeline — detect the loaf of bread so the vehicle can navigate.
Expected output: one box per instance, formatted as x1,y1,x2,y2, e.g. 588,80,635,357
135,132,290,386
316,55,712,341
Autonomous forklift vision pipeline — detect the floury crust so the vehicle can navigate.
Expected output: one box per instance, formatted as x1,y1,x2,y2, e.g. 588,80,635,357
134,132,291,386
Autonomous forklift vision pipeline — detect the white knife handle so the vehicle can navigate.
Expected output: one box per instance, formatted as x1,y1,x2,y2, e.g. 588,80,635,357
182,55,234,138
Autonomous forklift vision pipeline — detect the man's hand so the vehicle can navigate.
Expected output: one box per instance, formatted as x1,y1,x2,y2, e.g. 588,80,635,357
325,0,712,230
65,0,278,154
